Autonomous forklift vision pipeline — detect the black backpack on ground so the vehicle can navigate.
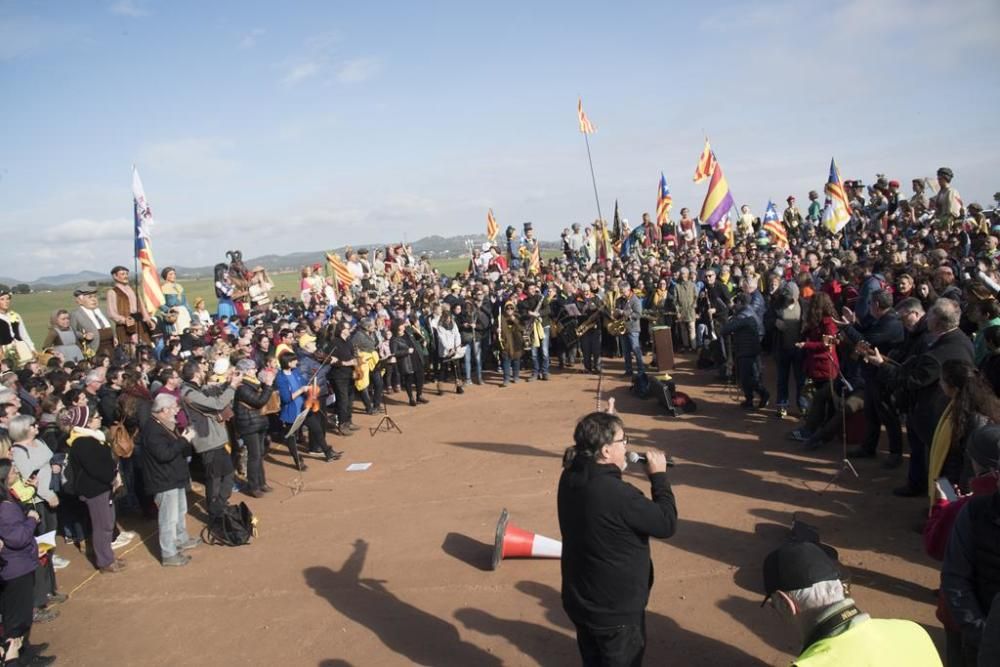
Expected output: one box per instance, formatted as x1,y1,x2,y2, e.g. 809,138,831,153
202,502,257,547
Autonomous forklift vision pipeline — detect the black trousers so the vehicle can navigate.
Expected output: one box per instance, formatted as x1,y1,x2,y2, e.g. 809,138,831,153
33,503,57,608
581,331,602,371
241,429,267,491
331,374,354,427
575,616,645,667
301,410,331,454
200,448,234,518
862,380,903,455
1,570,35,642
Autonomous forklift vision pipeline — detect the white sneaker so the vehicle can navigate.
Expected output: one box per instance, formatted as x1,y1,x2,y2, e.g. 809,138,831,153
52,554,71,570
111,531,136,550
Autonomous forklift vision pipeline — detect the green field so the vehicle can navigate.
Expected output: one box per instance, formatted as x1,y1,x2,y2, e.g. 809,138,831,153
12,256,478,344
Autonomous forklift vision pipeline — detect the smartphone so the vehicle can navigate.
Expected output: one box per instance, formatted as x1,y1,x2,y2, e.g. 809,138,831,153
936,477,958,502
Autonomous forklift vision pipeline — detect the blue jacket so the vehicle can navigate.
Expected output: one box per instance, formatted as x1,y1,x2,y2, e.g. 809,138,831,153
276,368,306,424
0,500,39,582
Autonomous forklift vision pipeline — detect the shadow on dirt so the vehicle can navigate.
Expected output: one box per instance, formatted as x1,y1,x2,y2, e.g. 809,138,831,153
441,440,563,459
305,539,503,666
459,580,772,666
441,532,493,572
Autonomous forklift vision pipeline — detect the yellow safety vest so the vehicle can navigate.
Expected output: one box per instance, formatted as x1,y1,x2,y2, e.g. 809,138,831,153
794,618,941,667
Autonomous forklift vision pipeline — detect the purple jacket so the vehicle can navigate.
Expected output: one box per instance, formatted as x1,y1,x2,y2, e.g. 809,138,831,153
0,500,39,581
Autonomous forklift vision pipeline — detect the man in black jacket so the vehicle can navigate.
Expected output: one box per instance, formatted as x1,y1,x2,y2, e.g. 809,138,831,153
721,294,770,410
142,394,199,567
558,411,677,666
868,298,974,497
842,290,905,467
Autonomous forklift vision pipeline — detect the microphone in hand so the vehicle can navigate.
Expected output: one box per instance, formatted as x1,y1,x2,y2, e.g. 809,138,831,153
626,451,675,471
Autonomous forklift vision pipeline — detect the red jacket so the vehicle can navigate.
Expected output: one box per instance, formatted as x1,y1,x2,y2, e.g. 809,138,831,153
923,473,999,631
800,316,839,380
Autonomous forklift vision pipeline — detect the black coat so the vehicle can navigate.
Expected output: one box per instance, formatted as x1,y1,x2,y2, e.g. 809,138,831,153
390,333,420,375
721,307,761,359
883,328,974,441
68,435,116,499
844,310,905,380
557,459,677,628
140,418,192,495
234,380,274,435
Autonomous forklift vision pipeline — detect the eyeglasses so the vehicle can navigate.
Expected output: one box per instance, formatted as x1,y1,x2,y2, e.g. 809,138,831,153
610,435,629,447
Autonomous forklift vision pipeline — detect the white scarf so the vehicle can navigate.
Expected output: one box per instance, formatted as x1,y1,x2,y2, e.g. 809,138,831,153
72,426,106,442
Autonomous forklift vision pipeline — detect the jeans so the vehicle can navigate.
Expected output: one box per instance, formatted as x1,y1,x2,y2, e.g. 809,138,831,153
621,331,644,376
775,348,806,410
737,356,767,402
463,339,483,383
501,355,521,383
154,488,190,559
530,326,551,377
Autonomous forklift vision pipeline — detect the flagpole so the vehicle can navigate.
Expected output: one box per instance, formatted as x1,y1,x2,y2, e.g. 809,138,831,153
583,132,603,222
131,166,139,299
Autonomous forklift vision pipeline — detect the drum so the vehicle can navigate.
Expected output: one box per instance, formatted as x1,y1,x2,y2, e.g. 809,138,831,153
651,325,674,371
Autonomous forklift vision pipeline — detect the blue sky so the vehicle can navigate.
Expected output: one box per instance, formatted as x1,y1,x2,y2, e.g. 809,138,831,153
2,0,999,280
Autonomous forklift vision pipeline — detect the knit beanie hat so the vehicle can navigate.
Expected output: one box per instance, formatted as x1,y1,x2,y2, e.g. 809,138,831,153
68,405,90,429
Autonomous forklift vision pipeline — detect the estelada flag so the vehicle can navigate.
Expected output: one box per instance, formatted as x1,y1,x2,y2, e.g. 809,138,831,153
762,200,788,248
577,98,595,134
486,209,498,242
693,137,717,183
656,172,672,224
132,166,165,314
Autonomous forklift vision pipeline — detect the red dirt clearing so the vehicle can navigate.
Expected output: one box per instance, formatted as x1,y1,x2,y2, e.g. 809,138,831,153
38,357,942,666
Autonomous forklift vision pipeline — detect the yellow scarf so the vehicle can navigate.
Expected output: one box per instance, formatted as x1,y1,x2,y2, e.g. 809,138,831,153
927,400,954,508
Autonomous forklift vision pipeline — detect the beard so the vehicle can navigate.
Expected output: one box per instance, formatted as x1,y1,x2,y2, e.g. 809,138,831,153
157,414,178,432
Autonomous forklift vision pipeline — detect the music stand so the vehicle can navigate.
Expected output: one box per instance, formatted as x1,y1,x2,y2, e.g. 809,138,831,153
819,350,859,493
370,398,402,437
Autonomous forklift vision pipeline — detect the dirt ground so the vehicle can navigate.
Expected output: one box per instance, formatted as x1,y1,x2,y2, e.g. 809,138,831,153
38,354,945,666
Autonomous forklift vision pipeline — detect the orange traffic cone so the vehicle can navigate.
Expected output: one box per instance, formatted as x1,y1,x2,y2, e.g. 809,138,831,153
491,508,562,570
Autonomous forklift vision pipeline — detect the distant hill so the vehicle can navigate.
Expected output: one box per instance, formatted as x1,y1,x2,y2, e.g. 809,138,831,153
31,270,108,289
15,234,560,287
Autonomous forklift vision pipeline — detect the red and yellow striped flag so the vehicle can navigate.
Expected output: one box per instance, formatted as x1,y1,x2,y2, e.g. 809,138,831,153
692,137,717,183
577,98,595,134
486,208,498,242
325,252,354,288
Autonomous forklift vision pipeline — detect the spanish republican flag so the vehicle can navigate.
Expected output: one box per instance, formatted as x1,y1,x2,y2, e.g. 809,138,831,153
486,209,498,242
822,158,853,234
698,160,735,229
577,98,595,134
692,137,717,183
132,167,165,314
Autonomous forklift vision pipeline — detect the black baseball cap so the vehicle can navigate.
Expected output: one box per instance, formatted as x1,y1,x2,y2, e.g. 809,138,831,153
761,541,841,607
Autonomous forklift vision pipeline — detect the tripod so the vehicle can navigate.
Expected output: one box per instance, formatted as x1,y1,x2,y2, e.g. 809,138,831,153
370,398,402,437
819,351,859,493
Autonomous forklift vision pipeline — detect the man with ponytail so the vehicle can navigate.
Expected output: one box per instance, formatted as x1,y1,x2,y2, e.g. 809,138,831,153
558,410,677,666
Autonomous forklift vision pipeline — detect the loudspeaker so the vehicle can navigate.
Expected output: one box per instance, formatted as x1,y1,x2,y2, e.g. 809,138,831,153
651,326,674,371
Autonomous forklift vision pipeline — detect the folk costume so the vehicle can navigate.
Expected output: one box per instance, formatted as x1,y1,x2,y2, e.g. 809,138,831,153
105,269,153,346
0,290,34,368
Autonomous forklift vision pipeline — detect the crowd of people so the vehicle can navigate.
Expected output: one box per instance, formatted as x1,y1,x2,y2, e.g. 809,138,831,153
0,166,997,664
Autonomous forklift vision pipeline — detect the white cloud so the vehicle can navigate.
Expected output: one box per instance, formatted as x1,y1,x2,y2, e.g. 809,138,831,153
283,61,321,85
109,0,148,17
335,56,382,84
239,28,265,49
43,217,130,243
